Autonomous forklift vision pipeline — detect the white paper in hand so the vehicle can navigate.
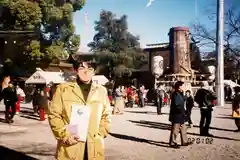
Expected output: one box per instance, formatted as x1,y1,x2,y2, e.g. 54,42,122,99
67,104,91,142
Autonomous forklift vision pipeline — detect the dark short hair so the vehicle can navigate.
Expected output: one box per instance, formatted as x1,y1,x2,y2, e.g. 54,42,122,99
72,60,95,70
234,86,240,93
185,90,191,94
73,60,84,70
174,81,184,90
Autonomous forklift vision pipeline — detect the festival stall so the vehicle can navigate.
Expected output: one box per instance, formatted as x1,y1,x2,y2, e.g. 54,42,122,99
25,71,109,85
92,75,109,85
224,80,240,88
224,80,240,96
25,71,66,84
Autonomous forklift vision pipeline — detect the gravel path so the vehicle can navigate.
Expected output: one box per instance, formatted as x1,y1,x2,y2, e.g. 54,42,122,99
0,103,239,160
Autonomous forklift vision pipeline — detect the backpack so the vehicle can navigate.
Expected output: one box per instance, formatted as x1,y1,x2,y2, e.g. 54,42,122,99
195,88,216,107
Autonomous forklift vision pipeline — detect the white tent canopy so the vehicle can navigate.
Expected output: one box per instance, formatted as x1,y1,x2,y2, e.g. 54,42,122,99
224,80,240,88
25,71,66,84
25,71,109,85
92,75,109,85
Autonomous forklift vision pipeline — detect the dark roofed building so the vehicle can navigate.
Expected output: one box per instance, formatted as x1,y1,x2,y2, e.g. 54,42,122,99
143,42,211,81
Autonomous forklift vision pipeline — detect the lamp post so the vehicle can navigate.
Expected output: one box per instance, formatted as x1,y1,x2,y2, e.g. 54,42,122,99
216,0,225,106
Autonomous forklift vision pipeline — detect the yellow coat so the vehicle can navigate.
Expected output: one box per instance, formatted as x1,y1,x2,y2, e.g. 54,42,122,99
48,82,112,160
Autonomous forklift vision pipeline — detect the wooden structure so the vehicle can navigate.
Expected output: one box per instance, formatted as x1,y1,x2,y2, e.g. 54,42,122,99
144,26,212,90
169,27,192,80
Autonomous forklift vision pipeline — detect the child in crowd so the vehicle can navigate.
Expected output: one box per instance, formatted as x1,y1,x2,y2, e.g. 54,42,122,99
185,90,194,127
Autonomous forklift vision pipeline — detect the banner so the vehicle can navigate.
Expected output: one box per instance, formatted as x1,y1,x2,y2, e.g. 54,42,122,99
151,55,163,78
208,66,215,80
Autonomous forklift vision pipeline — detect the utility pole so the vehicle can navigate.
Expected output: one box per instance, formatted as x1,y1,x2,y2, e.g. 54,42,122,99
216,0,225,106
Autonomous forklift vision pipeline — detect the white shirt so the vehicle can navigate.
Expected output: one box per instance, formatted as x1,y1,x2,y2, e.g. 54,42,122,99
17,88,25,97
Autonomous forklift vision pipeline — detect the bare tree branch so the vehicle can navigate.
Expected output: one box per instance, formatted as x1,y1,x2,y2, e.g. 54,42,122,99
191,5,240,71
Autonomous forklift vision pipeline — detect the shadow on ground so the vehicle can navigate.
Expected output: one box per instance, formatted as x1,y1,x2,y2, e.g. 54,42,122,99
215,116,233,120
20,107,33,110
20,110,40,121
0,143,56,160
0,145,37,160
125,111,168,115
109,132,170,148
0,117,6,123
20,115,39,121
129,120,240,141
215,114,236,120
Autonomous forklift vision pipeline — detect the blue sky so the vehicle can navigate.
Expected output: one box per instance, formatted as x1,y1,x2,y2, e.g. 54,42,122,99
73,0,238,53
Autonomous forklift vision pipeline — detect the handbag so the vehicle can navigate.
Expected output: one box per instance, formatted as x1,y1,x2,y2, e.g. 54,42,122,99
232,110,240,118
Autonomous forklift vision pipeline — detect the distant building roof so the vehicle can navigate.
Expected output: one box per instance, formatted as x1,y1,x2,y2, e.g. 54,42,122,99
0,30,35,36
144,43,169,50
75,52,93,55
201,58,215,61
49,62,73,68
72,54,96,62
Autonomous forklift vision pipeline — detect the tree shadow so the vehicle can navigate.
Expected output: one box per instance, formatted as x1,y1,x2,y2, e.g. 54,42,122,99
192,124,235,132
0,130,27,136
125,111,168,115
0,143,56,160
224,101,232,104
20,115,39,121
219,108,232,110
20,110,35,115
0,117,6,123
20,107,33,111
109,132,170,148
219,114,232,117
215,116,233,120
0,145,38,160
129,120,240,141
19,110,40,121
129,120,171,131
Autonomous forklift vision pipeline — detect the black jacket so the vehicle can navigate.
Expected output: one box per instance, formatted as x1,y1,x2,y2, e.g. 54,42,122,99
186,96,194,109
1,86,18,105
169,91,186,124
49,85,57,101
194,88,217,110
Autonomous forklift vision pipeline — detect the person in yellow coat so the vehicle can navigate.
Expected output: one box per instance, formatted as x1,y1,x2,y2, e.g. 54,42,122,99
232,86,240,132
48,60,112,160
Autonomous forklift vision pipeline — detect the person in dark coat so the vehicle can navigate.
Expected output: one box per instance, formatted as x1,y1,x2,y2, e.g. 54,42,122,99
138,84,145,108
194,84,216,137
49,84,57,101
155,85,165,115
1,82,18,123
32,88,41,115
169,81,192,148
39,87,49,111
185,90,194,127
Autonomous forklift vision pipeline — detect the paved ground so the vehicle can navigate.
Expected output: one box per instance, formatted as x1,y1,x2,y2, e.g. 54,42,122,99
0,103,240,160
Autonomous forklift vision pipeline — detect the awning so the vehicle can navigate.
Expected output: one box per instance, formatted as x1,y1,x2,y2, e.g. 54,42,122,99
224,80,240,88
92,75,109,85
26,71,109,85
25,71,66,84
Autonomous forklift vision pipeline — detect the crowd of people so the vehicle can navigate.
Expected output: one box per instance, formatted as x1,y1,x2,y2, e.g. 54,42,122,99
0,59,240,159
0,75,26,123
110,84,148,115
0,75,57,123
107,79,240,149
